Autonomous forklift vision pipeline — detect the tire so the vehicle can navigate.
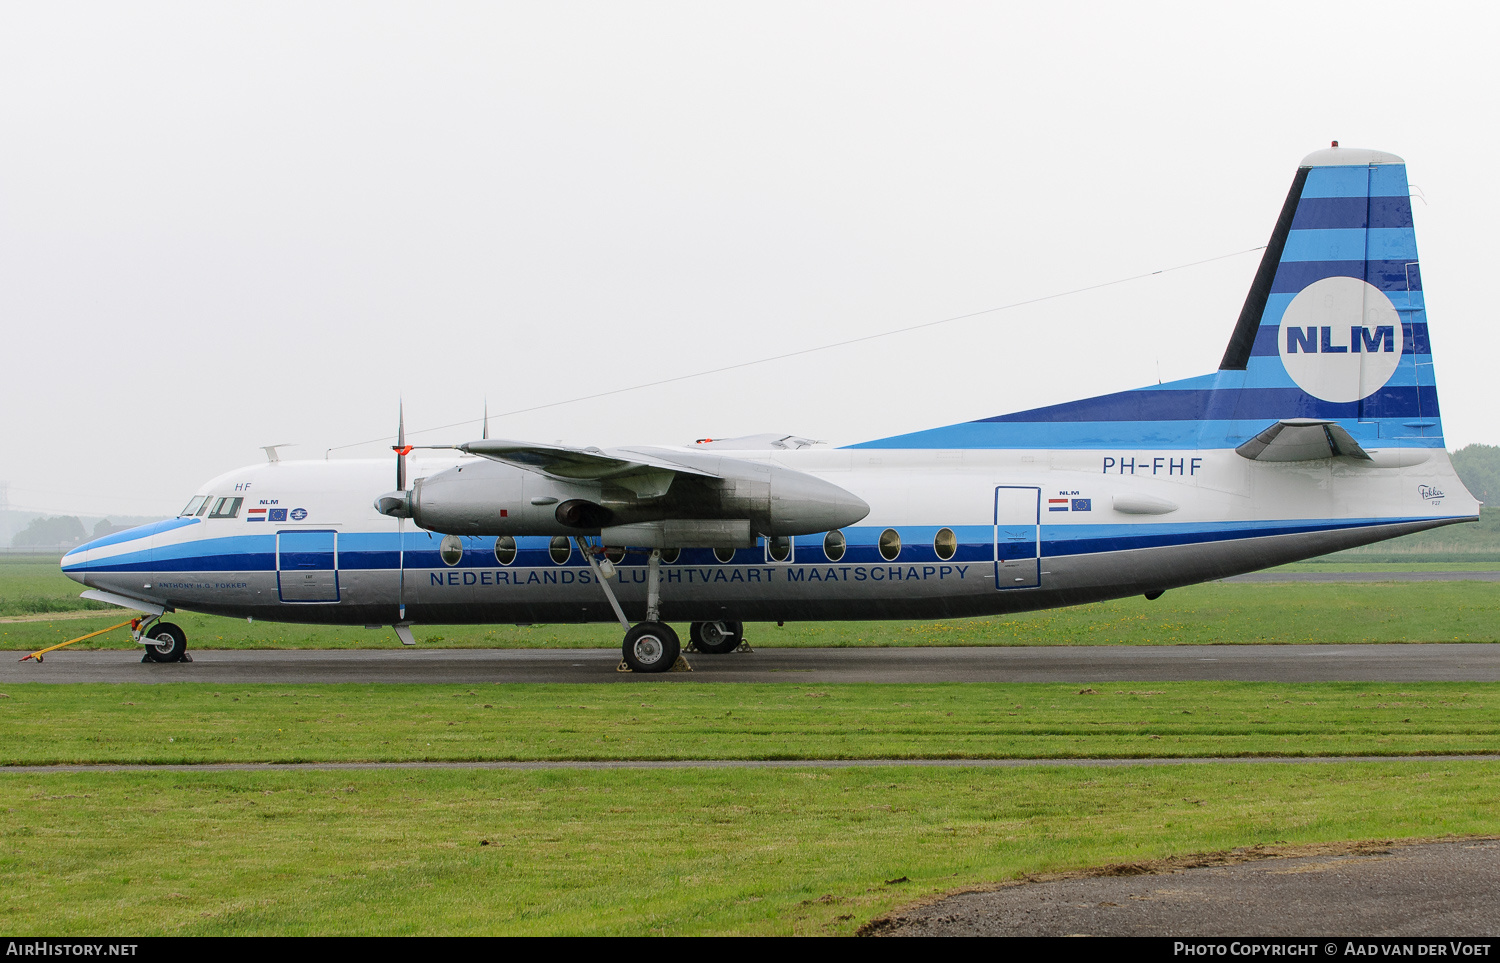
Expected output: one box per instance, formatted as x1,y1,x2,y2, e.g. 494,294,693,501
621,622,680,673
143,622,188,663
689,620,743,654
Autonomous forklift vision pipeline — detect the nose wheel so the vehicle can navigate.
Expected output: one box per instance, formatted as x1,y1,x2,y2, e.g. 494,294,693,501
621,621,680,673
140,622,191,663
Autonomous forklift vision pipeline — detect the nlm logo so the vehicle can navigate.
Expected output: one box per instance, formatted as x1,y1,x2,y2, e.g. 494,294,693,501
1285,325,1396,354
1278,277,1405,403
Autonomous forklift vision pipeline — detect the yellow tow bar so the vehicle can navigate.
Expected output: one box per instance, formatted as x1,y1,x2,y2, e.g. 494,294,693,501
19,618,139,663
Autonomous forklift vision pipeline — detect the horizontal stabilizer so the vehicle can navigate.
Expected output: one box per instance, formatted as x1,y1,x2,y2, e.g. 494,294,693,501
692,434,820,450
1235,419,1371,462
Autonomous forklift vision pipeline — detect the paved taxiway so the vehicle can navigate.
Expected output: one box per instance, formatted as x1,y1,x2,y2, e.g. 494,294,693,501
874,838,1500,936
6,643,1500,684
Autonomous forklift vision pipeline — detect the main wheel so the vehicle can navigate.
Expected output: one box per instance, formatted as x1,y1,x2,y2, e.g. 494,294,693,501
689,620,743,654
622,622,680,673
143,622,188,662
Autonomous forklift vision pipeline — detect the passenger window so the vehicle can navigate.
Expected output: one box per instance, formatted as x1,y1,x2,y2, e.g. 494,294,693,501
660,547,680,564
766,535,791,563
823,530,846,562
209,497,243,519
180,496,207,517
494,536,516,565
549,536,572,564
440,535,463,566
713,546,736,563
878,528,901,561
934,528,957,561
604,546,626,564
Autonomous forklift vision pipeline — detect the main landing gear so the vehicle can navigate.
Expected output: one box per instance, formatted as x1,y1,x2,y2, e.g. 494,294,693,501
137,619,192,663
688,620,744,654
622,621,680,672
576,539,747,673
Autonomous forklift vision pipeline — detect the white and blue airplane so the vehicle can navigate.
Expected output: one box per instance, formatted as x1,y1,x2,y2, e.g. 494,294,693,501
61,145,1479,671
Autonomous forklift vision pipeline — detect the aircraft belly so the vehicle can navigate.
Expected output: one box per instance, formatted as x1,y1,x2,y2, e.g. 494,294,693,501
122,510,1470,628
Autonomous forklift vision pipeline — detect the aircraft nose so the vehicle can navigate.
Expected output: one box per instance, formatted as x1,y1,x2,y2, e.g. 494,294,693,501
60,545,89,585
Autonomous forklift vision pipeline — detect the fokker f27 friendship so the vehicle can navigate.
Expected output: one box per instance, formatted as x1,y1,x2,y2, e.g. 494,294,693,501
62,146,1480,671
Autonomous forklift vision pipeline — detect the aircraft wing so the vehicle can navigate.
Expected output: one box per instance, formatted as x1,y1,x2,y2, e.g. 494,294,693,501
1235,419,1372,462
458,440,721,483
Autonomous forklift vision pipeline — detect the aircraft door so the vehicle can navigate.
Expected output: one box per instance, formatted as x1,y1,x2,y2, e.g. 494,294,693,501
994,486,1040,589
277,530,340,602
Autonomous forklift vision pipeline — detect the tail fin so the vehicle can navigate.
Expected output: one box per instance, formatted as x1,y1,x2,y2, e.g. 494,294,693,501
1217,146,1439,445
854,146,1443,451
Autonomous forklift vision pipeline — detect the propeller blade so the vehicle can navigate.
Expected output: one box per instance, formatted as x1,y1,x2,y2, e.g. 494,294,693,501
393,401,411,491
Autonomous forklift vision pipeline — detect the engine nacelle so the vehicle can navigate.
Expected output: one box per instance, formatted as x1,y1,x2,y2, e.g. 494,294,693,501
376,454,870,542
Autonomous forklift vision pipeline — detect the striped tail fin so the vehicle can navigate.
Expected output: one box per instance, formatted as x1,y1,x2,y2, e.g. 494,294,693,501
1217,145,1439,447
853,145,1443,453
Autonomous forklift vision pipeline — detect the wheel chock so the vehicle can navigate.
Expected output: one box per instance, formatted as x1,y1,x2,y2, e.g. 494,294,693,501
669,655,693,672
616,660,632,673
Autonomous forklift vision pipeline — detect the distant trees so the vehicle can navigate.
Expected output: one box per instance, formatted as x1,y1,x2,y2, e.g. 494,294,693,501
91,518,129,538
11,515,87,547
1452,444,1500,504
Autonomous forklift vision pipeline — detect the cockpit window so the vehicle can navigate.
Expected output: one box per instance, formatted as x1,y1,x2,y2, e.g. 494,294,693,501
180,496,208,517
208,496,243,519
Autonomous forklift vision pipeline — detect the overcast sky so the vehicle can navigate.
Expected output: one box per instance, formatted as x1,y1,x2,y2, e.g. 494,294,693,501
3,2,1497,517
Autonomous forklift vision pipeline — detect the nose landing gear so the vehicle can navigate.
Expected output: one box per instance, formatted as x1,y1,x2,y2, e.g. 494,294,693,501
137,620,192,663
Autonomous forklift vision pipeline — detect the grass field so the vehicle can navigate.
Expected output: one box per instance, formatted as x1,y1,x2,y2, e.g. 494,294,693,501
1307,506,1500,563
2,762,1495,935
2,682,1496,765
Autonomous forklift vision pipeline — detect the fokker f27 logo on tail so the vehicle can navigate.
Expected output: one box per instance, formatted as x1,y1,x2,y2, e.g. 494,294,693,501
1278,276,1404,403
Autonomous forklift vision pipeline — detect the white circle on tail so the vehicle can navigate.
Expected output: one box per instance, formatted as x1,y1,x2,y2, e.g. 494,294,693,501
1278,276,1404,403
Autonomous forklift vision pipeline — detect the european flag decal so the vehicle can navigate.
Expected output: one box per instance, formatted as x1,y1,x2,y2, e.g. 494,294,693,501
268,508,287,522
1072,498,1092,512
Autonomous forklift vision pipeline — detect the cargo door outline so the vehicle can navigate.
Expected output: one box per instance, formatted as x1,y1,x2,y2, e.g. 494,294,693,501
994,486,1041,589
277,530,340,603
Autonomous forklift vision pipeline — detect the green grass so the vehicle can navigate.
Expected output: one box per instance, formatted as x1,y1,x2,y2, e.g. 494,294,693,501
1310,506,1500,563
3,682,1497,765
6,580,1497,653
0,561,113,618
1268,560,1500,572
1,762,1495,934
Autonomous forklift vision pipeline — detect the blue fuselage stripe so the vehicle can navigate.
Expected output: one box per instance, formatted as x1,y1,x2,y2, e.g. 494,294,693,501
69,517,1439,574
